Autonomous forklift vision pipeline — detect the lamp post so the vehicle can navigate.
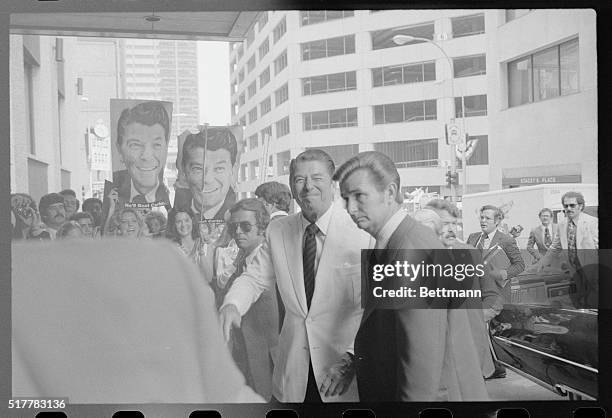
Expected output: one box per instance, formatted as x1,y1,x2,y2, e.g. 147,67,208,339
392,34,466,201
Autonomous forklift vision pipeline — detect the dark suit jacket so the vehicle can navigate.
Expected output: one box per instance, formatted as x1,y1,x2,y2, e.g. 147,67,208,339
113,169,171,207
174,188,236,221
356,214,451,401
526,224,559,260
467,230,525,311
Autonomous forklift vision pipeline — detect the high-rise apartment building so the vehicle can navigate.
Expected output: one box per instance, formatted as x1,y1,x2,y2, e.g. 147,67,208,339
120,39,200,191
229,10,596,200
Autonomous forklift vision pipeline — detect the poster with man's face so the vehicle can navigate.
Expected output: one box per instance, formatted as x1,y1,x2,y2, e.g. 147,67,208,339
110,99,173,210
174,125,243,221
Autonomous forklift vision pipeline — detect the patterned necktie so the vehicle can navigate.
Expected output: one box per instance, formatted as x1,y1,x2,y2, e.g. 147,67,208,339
132,194,147,204
544,227,552,247
567,220,579,268
303,222,319,309
477,232,488,251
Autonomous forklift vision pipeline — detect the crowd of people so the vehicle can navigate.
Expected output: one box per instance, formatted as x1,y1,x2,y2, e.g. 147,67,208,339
10,148,598,403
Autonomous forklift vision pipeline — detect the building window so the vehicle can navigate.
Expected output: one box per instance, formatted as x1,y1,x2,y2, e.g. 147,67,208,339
373,100,437,124
24,63,36,154
240,163,247,181
258,38,270,60
306,144,359,167
371,23,434,50
451,13,485,38
240,116,246,127
230,59,237,73
260,67,271,88
302,71,357,95
300,10,354,26
374,139,439,168
231,81,238,94
301,35,355,61
261,125,272,143
274,50,288,75
248,107,258,123
232,101,238,116
303,108,358,130
372,61,435,87
249,133,258,149
453,54,486,78
275,83,289,106
248,81,257,99
455,95,487,117
276,116,290,137
238,69,245,83
273,16,287,43
239,92,246,106
247,55,256,73
506,9,532,22
260,96,272,115
508,38,578,107
277,150,291,175
246,28,255,48
258,12,269,31
249,160,260,180
237,44,244,60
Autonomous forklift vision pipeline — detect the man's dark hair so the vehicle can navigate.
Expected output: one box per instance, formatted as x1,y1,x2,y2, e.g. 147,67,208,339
59,189,80,211
333,151,403,204
538,208,553,217
69,212,94,223
229,198,270,233
82,198,103,212
181,127,238,169
480,204,503,222
39,193,65,217
425,198,461,219
254,181,292,212
116,101,170,146
561,191,585,206
289,149,335,183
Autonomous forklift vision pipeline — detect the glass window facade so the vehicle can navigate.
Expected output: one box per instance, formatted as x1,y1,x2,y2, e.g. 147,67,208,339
302,71,357,95
373,100,437,124
303,108,358,130
372,61,435,87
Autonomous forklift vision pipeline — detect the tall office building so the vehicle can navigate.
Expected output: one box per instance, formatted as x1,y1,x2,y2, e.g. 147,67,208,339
120,39,200,191
229,10,596,200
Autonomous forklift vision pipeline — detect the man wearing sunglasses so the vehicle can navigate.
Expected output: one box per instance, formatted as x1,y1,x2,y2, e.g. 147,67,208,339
540,191,598,274
219,149,372,403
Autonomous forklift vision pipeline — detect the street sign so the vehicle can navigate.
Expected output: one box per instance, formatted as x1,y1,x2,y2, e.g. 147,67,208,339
446,123,461,145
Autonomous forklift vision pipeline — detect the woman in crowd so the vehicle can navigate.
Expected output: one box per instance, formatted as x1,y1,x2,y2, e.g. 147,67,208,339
56,221,84,240
116,208,145,239
169,208,199,257
145,211,167,239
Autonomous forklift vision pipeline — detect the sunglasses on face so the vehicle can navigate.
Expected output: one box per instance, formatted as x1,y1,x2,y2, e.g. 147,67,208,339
227,221,256,235
563,203,578,209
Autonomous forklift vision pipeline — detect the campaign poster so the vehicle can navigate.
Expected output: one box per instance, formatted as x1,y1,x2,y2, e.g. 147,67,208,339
109,99,173,212
173,125,244,221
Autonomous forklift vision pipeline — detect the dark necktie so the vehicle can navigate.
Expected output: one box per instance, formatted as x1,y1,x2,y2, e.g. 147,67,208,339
303,222,319,309
477,232,488,251
567,220,579,268
132,194,147,204
544,227,552,247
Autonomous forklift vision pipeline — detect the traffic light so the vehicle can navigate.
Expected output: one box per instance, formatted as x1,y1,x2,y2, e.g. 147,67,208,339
445,170,459,186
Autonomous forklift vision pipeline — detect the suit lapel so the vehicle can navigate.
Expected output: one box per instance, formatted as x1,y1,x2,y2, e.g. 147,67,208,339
282,215,308,316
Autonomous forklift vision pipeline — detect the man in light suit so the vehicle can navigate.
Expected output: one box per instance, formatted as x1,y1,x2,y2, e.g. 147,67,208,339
526,208,559,264
539,191,598,308
467,204,525,379
334,151,486,401
219,149,372,403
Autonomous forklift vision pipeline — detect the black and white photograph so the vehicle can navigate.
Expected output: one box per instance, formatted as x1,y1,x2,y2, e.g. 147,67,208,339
6,5,602,415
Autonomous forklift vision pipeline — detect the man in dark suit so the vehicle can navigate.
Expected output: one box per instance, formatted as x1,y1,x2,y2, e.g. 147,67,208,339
334,151,486,401
175,127,238,221
113,101,172,208
526,208,558,264
466,204,525,379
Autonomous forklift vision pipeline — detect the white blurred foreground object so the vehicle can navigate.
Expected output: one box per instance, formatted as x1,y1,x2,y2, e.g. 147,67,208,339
12,239,263,403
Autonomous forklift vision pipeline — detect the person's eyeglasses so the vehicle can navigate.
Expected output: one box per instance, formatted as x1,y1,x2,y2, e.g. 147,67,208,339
227,221,256,235
563,203,578,209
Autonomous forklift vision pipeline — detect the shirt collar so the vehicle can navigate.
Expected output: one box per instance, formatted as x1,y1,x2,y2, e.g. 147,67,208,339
130,179,159,203
375,208,408,249
270,210,288,219
245,243,262,265
300,204,333,236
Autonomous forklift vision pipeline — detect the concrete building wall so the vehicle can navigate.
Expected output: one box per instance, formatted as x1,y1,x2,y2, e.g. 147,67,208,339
487,9,597,189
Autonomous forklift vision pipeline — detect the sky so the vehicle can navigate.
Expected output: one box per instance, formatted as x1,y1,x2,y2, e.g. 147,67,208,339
197,41,231,126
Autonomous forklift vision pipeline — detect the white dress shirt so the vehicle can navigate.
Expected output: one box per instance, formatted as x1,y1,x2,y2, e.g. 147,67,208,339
299,205,333,274
374,208,408,249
